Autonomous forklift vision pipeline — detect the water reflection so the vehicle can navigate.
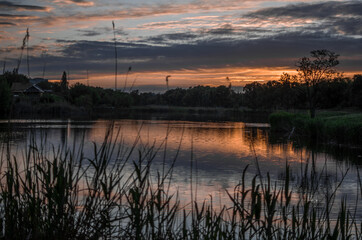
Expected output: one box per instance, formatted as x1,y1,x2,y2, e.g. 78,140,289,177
0,119,361,216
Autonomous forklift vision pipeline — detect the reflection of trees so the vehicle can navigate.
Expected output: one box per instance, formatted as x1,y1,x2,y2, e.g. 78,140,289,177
243,127,268,146
0,125,27,143
269,127,362,166
189,127,233,140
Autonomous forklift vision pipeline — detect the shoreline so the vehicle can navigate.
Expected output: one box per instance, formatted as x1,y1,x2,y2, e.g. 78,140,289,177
269,110,362,147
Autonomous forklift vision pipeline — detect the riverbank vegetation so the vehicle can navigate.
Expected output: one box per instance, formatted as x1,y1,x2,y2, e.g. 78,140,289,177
269,111,362,146
1,129,362,239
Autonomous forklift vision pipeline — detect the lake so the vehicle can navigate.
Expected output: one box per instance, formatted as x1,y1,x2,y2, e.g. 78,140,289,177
1,118,362,219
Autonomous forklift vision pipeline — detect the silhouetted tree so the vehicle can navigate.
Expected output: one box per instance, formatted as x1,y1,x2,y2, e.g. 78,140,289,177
351,74,362,109
0,77,11,116
296,49,339,118
61,71,68,95
315,77,350,108
243,82,263,109
2,70,29,86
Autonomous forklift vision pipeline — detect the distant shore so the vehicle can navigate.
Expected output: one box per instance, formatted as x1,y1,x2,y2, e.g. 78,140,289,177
8,102,271,122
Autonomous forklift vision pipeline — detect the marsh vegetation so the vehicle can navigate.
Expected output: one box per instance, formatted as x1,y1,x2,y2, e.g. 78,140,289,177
0,120,362,239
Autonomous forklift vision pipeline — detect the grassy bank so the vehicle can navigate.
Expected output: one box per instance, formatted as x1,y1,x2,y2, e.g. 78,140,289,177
1,127,362,239
269,111,362,146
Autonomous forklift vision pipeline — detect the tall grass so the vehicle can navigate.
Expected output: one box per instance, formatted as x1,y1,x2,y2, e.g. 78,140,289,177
0,126,361,239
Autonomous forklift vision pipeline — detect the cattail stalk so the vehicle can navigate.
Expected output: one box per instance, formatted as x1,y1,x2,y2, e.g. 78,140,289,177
112,21,118,91
26,28,30,78
129,76,138,92
16,28,29,74
166,75,171,91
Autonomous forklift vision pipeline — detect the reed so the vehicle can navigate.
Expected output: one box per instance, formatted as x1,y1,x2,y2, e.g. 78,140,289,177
0,126,361,239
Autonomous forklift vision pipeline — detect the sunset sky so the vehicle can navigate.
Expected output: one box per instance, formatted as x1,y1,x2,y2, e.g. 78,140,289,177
1,0,361,91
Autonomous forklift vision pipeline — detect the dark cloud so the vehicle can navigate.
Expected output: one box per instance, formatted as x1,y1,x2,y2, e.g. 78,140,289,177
0,21,15,25
245,1,362,36
77,27,127,37
77,30,101,37
0,1,48,11
146,33,199,44
328,17,362,35
68,0,93,5
9,31,361,85
246,1,362,19
0,13,29,18
46,29,362,76
144,25,245,45
205,24,235,35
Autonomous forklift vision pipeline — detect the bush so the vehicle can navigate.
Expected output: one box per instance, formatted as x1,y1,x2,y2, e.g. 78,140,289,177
269,111,298,132
269,111,362,145
75,94,93,108
323,114,362,144
39,93,62,103
113,92,132,108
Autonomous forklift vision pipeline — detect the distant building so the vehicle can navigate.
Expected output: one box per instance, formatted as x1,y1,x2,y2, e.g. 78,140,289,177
11,82,44,97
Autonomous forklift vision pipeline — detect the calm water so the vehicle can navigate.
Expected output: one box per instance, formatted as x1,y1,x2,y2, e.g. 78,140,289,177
1,118,362,218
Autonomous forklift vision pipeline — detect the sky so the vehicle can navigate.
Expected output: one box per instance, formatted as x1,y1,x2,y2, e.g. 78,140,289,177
1,0,361,91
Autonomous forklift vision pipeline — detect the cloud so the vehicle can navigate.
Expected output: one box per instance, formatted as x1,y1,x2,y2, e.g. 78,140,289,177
246,1,362,19
7,29,361,88
0,21,15,26
325,17,362,36
145,33,200,45
244,1,362,36
77,27,127,37
48,29,362,77
0,13,31,18
204,24,235,35
0,1,50,11
0,0,250,31
0,13,39,26
54,0,94,7
44,1,250,25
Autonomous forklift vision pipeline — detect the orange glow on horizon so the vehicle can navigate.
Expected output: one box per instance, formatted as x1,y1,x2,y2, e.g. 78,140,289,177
48,66,299,89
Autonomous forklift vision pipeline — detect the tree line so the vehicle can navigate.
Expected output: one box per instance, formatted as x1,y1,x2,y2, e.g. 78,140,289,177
243,74,362,111
1,50,361,118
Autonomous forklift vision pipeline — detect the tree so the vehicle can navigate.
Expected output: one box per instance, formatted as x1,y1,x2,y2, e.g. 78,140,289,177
0,78,11,116
296,49,339,118
2,70,29,86
61,71,68,94
351,74,362,109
